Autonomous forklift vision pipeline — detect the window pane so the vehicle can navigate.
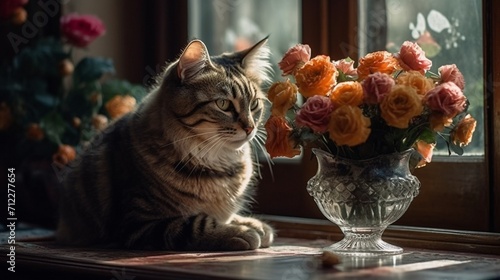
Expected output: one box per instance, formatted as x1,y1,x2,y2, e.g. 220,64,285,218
188,0,301,79
359,0,484,156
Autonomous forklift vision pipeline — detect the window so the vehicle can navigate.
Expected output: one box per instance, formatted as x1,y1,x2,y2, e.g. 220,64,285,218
360,0,484,155
188,0,301,79
184,0,499,233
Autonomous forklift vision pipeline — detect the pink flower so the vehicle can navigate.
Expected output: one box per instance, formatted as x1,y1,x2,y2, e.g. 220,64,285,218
278,44,311,76
438,64,465,91
424,82,467,118
295,95,334,133
334,58,357,76
361,72,395,104
395,41,432,74
61,13,106,48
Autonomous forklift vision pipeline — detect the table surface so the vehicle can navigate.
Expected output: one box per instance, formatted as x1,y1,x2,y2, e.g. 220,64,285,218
1,228,500,280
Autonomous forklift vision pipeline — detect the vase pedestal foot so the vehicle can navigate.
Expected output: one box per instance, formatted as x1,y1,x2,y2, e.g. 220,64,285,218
324,231,403,256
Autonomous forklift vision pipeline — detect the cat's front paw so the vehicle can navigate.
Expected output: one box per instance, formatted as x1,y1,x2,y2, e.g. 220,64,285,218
231,216,274,248
226,225,262,250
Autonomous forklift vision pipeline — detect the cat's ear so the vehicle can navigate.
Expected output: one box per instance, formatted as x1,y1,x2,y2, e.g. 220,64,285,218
177,40,213,81
238,36,272,85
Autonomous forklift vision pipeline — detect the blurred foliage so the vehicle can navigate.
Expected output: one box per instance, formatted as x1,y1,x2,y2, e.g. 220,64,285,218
0,38,147,164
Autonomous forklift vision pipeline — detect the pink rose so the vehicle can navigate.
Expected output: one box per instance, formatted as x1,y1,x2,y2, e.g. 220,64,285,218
295,95,334,133
278,44,311,76
361,72,395,104
424,82,467,118
395,41,432,74
438,64,465,91
334,58,357,76
61,13,106,48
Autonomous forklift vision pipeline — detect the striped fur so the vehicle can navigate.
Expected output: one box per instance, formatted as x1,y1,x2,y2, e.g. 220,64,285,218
56,38,274,250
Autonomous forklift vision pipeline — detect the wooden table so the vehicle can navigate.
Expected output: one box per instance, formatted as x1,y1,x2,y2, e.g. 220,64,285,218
1,223,500,280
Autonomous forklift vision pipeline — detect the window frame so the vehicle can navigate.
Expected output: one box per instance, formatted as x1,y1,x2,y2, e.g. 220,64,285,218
159,0,499,233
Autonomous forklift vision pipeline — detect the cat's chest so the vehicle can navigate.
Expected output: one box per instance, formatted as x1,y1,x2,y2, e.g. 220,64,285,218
188,158,254,221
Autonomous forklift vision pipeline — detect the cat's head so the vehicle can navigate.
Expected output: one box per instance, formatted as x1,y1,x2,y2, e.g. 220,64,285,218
159,37,272,154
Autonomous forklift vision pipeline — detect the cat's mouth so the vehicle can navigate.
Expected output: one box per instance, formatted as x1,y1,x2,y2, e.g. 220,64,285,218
227,131,255,149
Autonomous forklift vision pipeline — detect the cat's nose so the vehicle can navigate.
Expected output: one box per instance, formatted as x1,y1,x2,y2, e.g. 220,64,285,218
244,126,254,135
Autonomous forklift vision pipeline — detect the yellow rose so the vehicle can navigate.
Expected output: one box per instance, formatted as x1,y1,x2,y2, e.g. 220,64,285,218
267,80,298,116
380,85,423,129
328,105,371,147
451,114,476,147
105,95,137,119
330,81,364,108
91,114,109,131
396,70,434,96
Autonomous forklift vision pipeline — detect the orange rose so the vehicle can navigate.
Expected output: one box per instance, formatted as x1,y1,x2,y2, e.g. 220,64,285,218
330,81,364,108
429,112,453,132
357,51,400,79
26,123,44,141
328,105,371,147
105,95,136,119
451,114,476,147
0,102,13,131
52,144,77,165
380,85,423,129
395,70,434,96
415,140,436,168
264,115,301,158
267,80,298,116
59,59,74,76
295,55,338,98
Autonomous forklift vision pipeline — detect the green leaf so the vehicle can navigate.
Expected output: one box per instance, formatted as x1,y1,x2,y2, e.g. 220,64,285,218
40,112,66,145
417,128,437,144
449,141,464,156
34,92,60,107
73,57,115,85
14,38,68,78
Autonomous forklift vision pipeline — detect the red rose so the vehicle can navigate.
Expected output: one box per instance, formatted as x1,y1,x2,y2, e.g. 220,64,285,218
61,13,106,48
295,95,334,133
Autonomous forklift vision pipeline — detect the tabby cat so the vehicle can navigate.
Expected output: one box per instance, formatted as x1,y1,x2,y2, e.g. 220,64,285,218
56,38,274,251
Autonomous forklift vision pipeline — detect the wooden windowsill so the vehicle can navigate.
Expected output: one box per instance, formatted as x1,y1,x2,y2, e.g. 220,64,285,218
261,215,500,256
1,217,499,280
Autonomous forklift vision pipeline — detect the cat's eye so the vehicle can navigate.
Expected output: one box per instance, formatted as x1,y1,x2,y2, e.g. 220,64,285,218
250,99,260,111
215,99,231,111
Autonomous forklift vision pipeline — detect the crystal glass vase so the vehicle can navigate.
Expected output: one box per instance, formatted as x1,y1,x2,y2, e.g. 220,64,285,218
307,148,420,256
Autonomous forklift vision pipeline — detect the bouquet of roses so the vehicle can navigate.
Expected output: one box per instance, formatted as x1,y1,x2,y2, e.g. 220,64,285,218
264,41,476,167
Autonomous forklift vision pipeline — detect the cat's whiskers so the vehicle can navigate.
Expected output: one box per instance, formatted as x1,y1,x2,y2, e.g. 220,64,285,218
172,132,222,175
159,130,217,148
252,128,274,181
